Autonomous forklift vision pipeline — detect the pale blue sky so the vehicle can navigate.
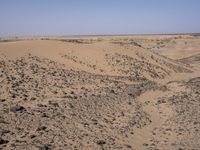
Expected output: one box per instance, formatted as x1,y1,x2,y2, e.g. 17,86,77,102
0,0,200,36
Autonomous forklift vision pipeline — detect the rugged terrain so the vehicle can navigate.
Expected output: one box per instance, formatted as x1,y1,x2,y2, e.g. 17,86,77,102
0,35,200,150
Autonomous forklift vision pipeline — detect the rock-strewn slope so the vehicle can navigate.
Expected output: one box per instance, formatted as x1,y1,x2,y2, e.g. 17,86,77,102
0,54,164,150
0,36,200,150
144,78,200,150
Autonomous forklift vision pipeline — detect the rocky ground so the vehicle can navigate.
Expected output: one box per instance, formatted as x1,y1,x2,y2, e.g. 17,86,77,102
0,35,200,150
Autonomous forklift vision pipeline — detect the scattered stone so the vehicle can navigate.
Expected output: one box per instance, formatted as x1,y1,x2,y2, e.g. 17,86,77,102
143,143,148,146
0,137,8,145
0,46,199,149
110,90,115,94
37,126,47,131
30,134,36,139
96,139,106,145
125,144,132,148
0,99,6,102
10,105,26,113
40,144,50,150
30,97,36,100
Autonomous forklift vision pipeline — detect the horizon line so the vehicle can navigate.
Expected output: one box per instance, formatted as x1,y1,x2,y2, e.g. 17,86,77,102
1,32,200,39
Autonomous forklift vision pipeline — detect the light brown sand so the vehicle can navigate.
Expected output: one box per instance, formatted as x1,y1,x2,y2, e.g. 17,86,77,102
0,35,200,150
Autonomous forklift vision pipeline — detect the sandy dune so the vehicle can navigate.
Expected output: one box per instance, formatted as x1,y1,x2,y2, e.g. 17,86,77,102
0,35,200,150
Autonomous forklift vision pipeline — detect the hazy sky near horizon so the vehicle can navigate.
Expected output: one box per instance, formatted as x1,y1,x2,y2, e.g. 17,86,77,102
0,0,200,36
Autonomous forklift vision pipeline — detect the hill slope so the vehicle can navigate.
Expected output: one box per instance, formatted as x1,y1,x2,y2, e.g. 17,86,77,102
0,36,200,150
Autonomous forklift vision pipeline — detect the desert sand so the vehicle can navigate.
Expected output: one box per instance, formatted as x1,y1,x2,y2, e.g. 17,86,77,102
0,35,200,150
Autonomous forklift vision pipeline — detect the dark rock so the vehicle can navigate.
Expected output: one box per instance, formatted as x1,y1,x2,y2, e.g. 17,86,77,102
0,137,8,145
0,99,6,102
110,90,115,94
30,134,36,139
125,144,132,148
40,144,50,150
24,94,28,97
92,119,98,125
41,113,49,118
37,104,43,107
10,105,26,113
37,126,47,131
30,97,36,101
143,143,148,146
128,93,134,97
96,139,106,145
157,99,166,104
0,129,10,135
12,94,17,99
